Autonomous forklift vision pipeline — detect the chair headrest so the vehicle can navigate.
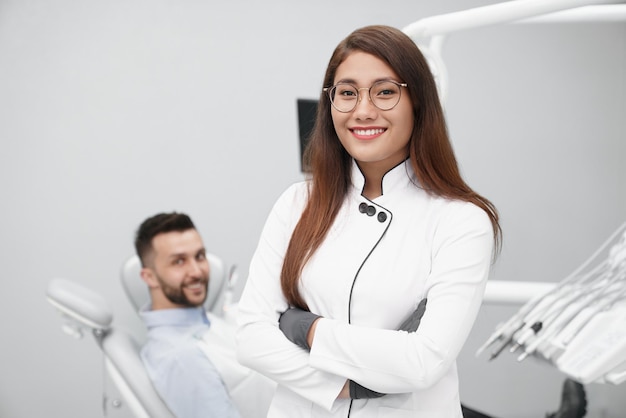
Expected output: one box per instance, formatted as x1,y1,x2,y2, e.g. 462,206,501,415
120,253,227,314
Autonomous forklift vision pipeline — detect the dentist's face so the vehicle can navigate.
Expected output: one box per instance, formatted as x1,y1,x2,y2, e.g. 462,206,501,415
149,229,209,309
331,51,414,175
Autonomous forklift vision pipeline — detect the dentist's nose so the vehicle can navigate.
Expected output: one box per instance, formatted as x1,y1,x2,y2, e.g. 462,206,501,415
354,90,377,119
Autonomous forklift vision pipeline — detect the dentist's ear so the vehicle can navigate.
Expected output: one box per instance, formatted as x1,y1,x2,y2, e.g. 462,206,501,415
140,267,159,289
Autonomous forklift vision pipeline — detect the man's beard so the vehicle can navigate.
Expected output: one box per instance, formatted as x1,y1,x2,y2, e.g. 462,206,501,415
156,274,209,308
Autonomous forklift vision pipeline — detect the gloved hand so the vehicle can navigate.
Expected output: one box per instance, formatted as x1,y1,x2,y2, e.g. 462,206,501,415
349,380,385,399
398,298,427,333
278,307,321,350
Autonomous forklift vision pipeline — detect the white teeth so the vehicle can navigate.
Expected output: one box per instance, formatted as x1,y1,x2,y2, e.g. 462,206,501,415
354,128,385,136
185,282,203,289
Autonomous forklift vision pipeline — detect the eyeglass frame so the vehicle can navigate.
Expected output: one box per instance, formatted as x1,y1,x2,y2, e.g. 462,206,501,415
323,80,408,113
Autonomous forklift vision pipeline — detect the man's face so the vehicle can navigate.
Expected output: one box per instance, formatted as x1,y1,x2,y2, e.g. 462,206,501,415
147,229,210,309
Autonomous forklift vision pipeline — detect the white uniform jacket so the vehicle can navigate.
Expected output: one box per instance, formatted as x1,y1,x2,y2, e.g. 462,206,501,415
236,160,494,418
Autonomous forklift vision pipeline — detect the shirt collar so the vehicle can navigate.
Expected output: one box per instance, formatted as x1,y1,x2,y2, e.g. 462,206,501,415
139,304,211,329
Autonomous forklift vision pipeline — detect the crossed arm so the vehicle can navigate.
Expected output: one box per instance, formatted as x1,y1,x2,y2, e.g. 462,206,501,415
278,298,428,399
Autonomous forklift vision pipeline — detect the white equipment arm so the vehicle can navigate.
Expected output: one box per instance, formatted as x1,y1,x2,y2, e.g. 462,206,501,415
401,0,626,105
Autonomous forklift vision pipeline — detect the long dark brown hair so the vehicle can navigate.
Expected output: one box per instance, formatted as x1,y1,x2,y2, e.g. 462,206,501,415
281,25,502,310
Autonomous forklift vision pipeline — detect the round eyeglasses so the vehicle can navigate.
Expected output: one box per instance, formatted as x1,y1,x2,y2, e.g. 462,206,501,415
323,80,408,113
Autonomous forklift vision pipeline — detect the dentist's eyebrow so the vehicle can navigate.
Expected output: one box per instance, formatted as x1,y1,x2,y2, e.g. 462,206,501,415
334,76,398,86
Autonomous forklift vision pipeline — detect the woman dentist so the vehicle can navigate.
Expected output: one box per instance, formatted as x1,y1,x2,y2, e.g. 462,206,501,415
236,25,501,418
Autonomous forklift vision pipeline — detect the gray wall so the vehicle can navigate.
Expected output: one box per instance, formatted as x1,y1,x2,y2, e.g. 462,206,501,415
0,1,624,417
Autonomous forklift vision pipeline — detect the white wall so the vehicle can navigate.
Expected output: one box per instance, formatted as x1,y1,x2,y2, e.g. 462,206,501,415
0,1,624,417
446,17,626,418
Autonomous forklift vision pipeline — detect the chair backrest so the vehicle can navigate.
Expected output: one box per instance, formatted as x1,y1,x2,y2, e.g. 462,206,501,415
102,328,176,418
120,253,228,315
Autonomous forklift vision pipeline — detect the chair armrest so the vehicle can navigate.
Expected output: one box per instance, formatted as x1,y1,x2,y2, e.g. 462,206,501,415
46,278,113,330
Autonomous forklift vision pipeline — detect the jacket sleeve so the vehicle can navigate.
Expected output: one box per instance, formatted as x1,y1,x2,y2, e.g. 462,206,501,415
307,201,494,393
235,184,347,411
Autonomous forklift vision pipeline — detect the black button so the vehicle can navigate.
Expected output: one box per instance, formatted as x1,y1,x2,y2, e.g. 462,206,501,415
366,205,376,216
359,202,368,213
377,212,387,222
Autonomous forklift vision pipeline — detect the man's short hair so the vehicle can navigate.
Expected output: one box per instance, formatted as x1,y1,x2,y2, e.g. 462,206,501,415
135,212,196,267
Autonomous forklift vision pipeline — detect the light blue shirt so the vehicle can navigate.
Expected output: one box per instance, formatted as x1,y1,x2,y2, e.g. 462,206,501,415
140,306,241,418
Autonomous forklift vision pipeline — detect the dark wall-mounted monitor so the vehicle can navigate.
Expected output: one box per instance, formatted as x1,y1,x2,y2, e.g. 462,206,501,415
297,98,319,173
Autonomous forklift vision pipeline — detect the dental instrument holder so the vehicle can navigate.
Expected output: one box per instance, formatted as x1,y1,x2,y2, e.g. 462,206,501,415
477,222,626,385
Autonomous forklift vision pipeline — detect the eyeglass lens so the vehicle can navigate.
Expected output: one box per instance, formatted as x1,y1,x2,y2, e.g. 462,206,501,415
328,81,403,112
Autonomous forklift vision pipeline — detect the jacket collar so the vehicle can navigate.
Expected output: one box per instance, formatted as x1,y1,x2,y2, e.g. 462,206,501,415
350,158,417,199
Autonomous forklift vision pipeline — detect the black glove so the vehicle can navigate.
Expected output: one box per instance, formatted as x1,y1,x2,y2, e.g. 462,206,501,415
278,307,321,350
398,298,427,333
349,380,385,399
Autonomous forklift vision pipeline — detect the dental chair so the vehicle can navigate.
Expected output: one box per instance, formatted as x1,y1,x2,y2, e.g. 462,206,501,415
46,252,233,418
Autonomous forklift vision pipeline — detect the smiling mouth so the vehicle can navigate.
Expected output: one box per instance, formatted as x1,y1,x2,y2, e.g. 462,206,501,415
184,280,207,290
351,128,386,136
186,283,203,289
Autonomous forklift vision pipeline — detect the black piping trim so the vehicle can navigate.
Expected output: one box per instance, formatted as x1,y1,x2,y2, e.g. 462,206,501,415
346,204,391,417
347,203,393,324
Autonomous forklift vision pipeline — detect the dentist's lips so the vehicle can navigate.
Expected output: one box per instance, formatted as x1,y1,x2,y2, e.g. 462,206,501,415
351,128,386,139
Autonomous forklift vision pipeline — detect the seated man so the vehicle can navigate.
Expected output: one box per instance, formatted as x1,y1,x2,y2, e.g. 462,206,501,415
135,212,273,418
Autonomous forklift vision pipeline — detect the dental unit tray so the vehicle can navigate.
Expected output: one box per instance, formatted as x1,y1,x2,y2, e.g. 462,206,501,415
477,222,626,385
